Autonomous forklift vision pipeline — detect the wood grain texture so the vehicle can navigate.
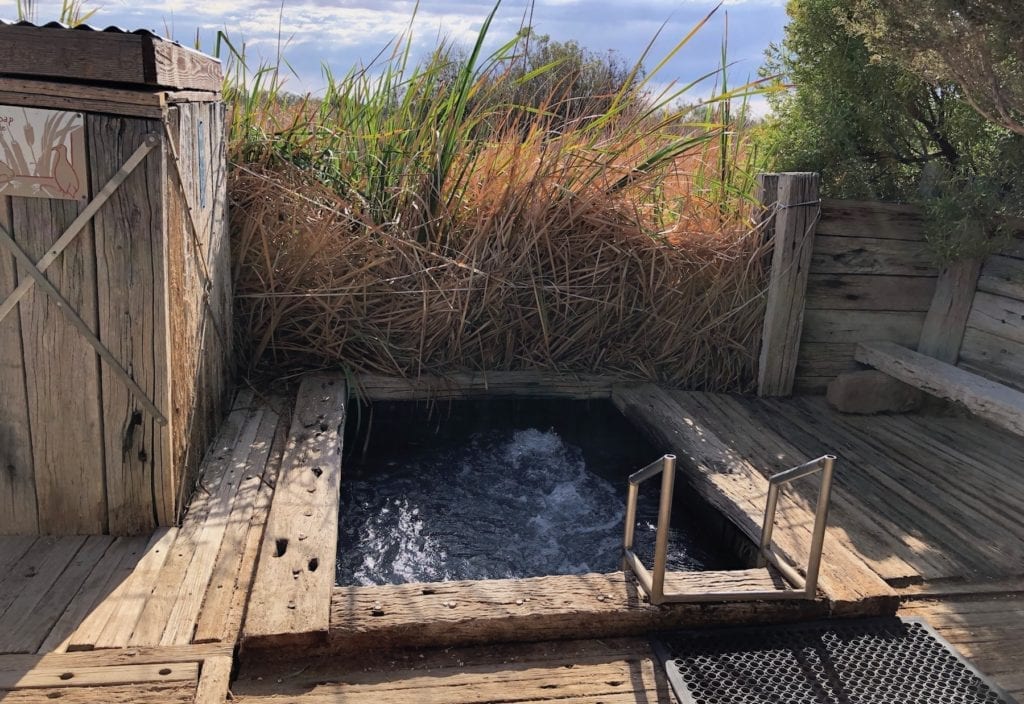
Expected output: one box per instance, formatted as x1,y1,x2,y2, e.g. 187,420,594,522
966,291,1024,346
794,342,860,380
356,371,614,401
93,528,177,649
0,661,198,690
165,102,233,525
192,406,281,644
63,537,149,651
320,570,810,655
0,196,36,534
159,405,266,645
40,538,143,653
958,327,1024,392
0,682,196,703
758,173,820,396
147,39,223,92
811,235,937,276
804,274,936,311
0,77,167,119
0,25,220,91
856,341,1024,437
0,537,85,628
245,375,346,647
128,395,249,647
88,115,171,535
800,309,925,345
977,254,1024,301
12,195,106,534
611,384,898,616
918,258,982,363
0,536,112,654
816,199,925,240
193,654,233,704
234,638,674,704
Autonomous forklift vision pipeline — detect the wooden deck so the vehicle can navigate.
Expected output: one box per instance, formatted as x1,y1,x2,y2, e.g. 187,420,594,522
1,379,1023,702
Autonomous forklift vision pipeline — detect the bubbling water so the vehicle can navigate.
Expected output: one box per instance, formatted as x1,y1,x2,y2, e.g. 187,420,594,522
338,426,723,586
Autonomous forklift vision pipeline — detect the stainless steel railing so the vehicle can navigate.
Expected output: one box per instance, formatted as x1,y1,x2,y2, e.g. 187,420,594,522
621,453,836,605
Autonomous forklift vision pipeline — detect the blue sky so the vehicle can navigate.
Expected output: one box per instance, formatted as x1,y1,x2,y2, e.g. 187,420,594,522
3,0,788,112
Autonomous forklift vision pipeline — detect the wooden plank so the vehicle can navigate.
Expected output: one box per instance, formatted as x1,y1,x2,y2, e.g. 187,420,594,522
159,406,267,645
977,254,1024,301
817,199,925,240
0,77,167,119
804,274,935,311
147,38,223,92
193,654,233,704
0,536,112,654
966,291,1024,346
0,682,196,703
209,407,290,645
801,309,924,345
316,569,810,656
959,327,1024,392
12,195,106,534
0,661,198,690
918,258,982,363
127,396,250,647
899,577,1024,597
0,26,221,91
192,407,281,644
795,342,860,380
611,384,898,616
757,172,820,396
356,371,614,401
856,340,1024,437
811,235,937,276
0,536,35,576
0,196,36,534
0,643,231,672
92,527,178,649
245,375,347,647
0,537,86,630
63,537,149,651
0,26,147,85
39,538,142,653
88,114,172,534
754,172,779,245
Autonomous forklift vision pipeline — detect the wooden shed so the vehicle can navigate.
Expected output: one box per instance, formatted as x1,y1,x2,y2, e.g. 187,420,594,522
0,22,232,536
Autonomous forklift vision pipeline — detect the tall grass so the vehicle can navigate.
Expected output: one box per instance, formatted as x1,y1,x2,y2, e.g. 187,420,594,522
223,3,777,388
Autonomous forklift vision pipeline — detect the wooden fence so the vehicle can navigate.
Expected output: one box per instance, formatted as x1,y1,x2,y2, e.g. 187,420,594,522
0,25,231,536
757,175,1024,395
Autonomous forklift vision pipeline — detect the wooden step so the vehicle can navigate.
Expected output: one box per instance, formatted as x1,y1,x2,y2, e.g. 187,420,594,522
856,340,1024,437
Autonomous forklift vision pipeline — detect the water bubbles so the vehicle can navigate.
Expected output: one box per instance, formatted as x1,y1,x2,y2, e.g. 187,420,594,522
337,426,719,586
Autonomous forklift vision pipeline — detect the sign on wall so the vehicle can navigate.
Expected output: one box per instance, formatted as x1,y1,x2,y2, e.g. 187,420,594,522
0,106,87,202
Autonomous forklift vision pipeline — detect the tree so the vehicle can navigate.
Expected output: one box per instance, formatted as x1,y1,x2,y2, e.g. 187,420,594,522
758,0,1024,259
851,0,1024,136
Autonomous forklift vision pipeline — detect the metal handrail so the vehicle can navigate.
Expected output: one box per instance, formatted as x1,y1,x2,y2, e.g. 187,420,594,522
621,453,836,605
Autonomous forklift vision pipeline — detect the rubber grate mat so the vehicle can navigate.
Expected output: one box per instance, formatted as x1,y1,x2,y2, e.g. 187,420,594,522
654,617,1018,704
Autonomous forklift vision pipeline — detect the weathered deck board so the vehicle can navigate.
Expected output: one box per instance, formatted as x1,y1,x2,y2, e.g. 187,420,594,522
234,637,675,704
356,372,613,401
245,375,346,647
0,536,113,654
326,570,815,655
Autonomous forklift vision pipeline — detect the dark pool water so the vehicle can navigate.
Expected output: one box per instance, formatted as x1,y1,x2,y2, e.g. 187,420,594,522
337,400,739,586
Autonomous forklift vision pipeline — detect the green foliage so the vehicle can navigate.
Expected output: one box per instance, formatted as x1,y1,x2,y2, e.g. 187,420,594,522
16,0,97,26
852,0,1024,137
757,0,1024,261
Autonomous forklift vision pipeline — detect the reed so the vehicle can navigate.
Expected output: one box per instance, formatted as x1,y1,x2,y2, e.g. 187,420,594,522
224,3,775,389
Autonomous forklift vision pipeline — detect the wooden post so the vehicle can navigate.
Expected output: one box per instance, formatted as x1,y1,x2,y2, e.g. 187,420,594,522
918,257,982,363
754,173,780,246
757,173,821,397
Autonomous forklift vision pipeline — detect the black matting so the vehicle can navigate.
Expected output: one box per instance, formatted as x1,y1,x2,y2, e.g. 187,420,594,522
654,617,1018,704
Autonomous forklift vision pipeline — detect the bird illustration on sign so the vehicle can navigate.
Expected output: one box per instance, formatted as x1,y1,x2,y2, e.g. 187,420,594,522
0,106,87,201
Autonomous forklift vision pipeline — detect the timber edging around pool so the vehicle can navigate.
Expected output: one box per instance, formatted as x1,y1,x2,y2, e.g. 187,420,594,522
241,373,898,655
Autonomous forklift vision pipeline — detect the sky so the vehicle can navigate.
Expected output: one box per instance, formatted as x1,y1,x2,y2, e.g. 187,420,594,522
2,0,789,113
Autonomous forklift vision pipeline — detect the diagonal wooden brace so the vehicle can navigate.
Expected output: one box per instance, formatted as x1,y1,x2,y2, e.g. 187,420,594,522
0,223,168,426
0,134,161,325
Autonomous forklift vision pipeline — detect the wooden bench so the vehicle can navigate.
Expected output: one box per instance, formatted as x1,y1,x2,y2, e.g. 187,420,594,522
855,340,1024,437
